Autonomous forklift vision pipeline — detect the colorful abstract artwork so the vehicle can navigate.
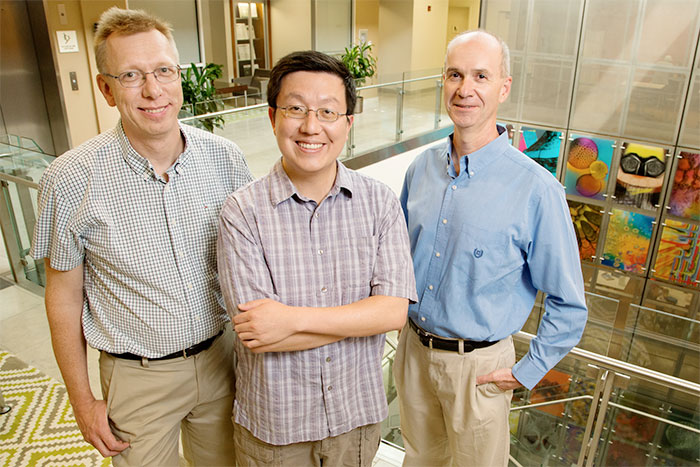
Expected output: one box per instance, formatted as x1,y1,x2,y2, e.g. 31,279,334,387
530,369,571,417
668,151,700,221
568,200,602,261
564,135,615,200
614,142,667,211
653,219,700,288
602,209,654,273
519,127,561,177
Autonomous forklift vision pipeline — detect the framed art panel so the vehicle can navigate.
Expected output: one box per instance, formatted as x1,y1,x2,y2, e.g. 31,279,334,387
564,135,615,200
601,208,654,274
667,151,700,221
519,127,562,177
613,142,668,211
653,219,700,288
568,200,602,261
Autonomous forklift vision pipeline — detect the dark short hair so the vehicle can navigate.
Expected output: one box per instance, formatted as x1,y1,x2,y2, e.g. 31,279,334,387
267,50,357,115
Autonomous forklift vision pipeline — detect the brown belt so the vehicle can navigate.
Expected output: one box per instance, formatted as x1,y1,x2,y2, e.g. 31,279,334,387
107,329,223,361
409,319,497,354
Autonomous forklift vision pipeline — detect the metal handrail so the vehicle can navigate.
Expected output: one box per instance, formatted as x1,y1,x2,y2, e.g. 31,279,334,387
178,103,267,123
510,394,594,412
607,401,700,434
0,172,39,189
358,74,442,91
177,74,443,123
515,331,700,396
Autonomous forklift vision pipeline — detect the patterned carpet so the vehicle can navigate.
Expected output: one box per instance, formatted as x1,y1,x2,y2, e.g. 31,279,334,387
0,351,110,467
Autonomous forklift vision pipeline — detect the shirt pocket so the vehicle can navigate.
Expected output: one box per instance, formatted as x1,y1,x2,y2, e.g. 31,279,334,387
333,235,378,297
456,223,508,292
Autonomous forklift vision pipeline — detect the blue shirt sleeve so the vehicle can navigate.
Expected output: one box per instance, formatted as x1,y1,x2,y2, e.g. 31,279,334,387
511,182,588,389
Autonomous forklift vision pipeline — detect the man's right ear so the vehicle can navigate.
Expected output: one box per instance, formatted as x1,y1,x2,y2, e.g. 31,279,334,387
96,74,117,107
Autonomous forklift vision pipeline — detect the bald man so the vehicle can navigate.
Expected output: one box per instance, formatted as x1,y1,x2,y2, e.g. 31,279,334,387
395,30,587,466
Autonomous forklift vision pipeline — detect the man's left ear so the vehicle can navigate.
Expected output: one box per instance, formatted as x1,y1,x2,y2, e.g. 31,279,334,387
499,76,512,103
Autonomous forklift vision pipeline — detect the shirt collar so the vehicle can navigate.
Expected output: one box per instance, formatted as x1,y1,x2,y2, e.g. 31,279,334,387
116,121,191,179
268,159,354,207
446,124,510,178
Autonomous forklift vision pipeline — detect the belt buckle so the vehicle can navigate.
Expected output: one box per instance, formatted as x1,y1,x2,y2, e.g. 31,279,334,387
428,337,433,350
183,348,189,358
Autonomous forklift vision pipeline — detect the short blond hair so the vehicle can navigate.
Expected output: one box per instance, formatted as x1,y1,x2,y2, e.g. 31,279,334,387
94,7,179,73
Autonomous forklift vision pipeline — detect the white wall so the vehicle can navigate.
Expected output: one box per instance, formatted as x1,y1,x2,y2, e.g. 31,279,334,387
377,0,413,81
357,139,442,195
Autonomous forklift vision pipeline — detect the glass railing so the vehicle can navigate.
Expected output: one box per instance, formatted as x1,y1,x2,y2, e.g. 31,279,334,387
379,292,700,465
0,135,54,291
178,71,451,178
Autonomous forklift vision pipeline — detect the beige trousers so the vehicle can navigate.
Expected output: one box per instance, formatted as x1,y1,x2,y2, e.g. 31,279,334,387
234,422,381,467
394,324,515,467
99,326,236,467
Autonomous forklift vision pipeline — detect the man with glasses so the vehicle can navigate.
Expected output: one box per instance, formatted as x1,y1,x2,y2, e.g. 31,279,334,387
30,7,252,465
217,50,416,466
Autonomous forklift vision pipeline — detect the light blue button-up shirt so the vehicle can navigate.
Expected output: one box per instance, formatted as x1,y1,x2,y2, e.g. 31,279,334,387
400,127,587,389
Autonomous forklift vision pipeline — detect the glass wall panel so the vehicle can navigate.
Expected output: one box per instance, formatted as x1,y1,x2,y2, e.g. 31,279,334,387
597,378,700,466
480,0,528,51
679,64,700,149
521,58,574,126
570,63,630,135
528,0,581,56
636,0,700,68
581,0,640,62
620,304,700,382
623,68,688,143
500,54,523,120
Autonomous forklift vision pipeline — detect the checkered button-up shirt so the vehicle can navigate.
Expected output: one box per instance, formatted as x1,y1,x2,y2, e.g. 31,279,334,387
30,122,253,357
218,160,417,445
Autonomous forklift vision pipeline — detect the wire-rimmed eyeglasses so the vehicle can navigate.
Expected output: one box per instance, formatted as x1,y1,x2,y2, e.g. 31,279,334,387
276,105,348,123
102,66,181,88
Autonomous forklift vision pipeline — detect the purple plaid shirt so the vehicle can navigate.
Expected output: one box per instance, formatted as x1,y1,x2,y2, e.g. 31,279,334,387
218,160,417,445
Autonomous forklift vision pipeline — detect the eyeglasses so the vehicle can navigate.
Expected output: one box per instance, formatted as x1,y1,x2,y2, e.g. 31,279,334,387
620,152,665,178
277,105,347,123
102,66,181,88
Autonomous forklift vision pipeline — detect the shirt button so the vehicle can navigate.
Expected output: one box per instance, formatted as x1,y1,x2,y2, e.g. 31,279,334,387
327,385,333,391
314,212,320,218
321,287,328,293
435,252,441,257
469,171,475,176
442,219,447,224
326,357,332,362
428,285,434,290
420,316,426,322
318,249,324,255
187,283,193,290
451,185,457,190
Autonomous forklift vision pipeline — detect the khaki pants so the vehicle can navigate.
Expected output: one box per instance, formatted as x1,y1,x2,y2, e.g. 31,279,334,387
394,324,515,467
99,326,236,467
234,422,381,467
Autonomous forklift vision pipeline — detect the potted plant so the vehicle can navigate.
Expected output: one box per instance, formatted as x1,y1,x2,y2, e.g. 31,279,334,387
181,62,225,132
340,42,377,113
